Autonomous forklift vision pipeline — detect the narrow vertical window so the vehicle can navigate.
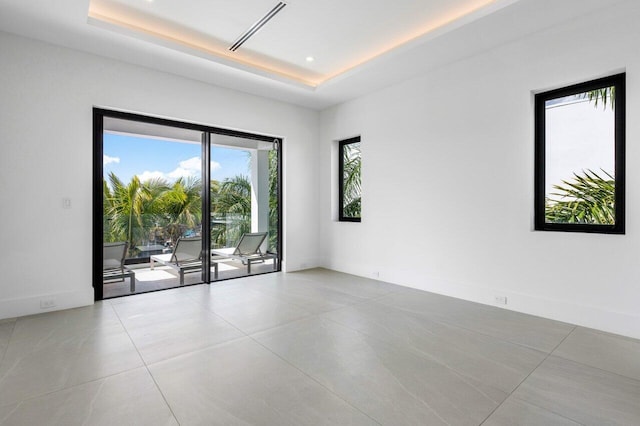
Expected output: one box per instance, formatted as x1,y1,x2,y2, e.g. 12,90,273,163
535,73,625,233
338,136,362,222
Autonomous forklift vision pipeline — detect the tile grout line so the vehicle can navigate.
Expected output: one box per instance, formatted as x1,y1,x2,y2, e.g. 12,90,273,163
375,296,572,355
317,310,514,415
549,351,640,384
0,319,18,368
246,324,383,426
235,275,401,424
0,304,142,409
107,300,182,426
547,326,640,383
0,319,19,422
478,324,578,425
159,275,563,425
240,276,403,314
0,320,147,417
318,313,491,382
9,271,638,424
182,279,374,337
125,282,383,424
180,287,313,338
502,395,587,426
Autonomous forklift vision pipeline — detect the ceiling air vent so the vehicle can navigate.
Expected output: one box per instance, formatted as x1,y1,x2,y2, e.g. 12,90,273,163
229,2,287,52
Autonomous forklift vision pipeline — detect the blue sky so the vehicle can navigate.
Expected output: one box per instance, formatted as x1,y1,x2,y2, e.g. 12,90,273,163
103,133,251,184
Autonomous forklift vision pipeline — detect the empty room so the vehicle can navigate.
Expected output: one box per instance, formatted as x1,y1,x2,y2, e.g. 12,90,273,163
1,0,639,424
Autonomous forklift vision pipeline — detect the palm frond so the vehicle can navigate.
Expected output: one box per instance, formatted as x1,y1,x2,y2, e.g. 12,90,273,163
545,169,615,224
583,86,615,110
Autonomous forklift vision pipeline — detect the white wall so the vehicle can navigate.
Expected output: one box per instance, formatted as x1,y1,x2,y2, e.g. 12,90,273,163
320,1,640,339
0,32,320,319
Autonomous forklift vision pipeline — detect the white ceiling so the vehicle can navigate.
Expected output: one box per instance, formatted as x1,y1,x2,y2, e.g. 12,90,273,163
0,0,626,109
87,0,509,87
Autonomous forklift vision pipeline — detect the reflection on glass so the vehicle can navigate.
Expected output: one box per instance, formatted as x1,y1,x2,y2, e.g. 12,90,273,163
544,87,615,225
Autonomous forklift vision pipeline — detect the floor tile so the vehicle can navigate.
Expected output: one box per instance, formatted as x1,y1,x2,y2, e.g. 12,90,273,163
254,316,502,425
189,284,313,334
0,307,143,406
323,301,546,394
0,367,177,426
149,337,377,425
512,356,640,425
245,274,370,313
377,287,574,352
0,403,19,424
483,397,581,426
107,289,200,315
9,303,121,339
291,269,401,299
0,320,15,361
5,269,639,425
116,306,244,364
553,327,640,381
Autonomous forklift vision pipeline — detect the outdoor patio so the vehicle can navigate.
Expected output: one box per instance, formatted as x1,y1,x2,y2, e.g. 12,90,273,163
103,258,278,298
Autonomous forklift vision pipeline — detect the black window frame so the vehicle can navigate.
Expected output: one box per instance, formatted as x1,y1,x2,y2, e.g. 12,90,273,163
534,73,626,234
338,136,362,222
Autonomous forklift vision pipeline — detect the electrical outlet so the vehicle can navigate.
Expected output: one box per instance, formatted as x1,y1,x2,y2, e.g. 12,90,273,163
494,295,508,305
372,271,380,279
62,198,71,209
40,297,56,309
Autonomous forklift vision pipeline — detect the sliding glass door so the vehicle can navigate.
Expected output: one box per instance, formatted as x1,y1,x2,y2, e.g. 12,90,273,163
209,135,280,280
93,109,282,300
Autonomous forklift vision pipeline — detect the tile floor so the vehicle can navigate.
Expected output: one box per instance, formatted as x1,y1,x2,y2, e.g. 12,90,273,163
1,269,639,425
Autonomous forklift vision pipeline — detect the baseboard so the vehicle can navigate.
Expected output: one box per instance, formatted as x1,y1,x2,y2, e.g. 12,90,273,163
0,288,95,320
403,278,640,340
282,258,322,273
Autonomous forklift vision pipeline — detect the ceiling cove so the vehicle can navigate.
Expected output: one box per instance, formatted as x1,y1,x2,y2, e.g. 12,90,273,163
87,0,518,89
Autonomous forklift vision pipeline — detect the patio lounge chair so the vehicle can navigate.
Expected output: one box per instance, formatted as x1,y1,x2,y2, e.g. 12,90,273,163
150,237,213,285
103,242,135,292
212,232,278,275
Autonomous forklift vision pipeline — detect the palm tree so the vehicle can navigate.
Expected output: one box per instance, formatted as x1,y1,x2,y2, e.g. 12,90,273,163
544,86,617,225
104,173,154,255
211,175,251,247
545,169,615,224
159,177,202,244
268,149,279,252
342,143,362,218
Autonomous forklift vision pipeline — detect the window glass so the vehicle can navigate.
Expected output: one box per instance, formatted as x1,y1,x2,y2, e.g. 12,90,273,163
535,74,625,233
339,137,361,222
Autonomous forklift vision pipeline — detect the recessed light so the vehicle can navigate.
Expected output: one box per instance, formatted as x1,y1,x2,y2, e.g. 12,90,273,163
305,56,315,62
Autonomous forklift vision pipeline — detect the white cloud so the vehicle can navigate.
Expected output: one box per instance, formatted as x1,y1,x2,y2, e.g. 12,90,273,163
167,156,201,180
137,157,219,183
180,157,202,171
167,168,193,180
103,154,120,165
137,170,166,182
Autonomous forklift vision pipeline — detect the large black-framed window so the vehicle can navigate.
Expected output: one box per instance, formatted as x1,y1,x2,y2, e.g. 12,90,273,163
338,136,362,222
534,73,625,234
93,108,283,300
